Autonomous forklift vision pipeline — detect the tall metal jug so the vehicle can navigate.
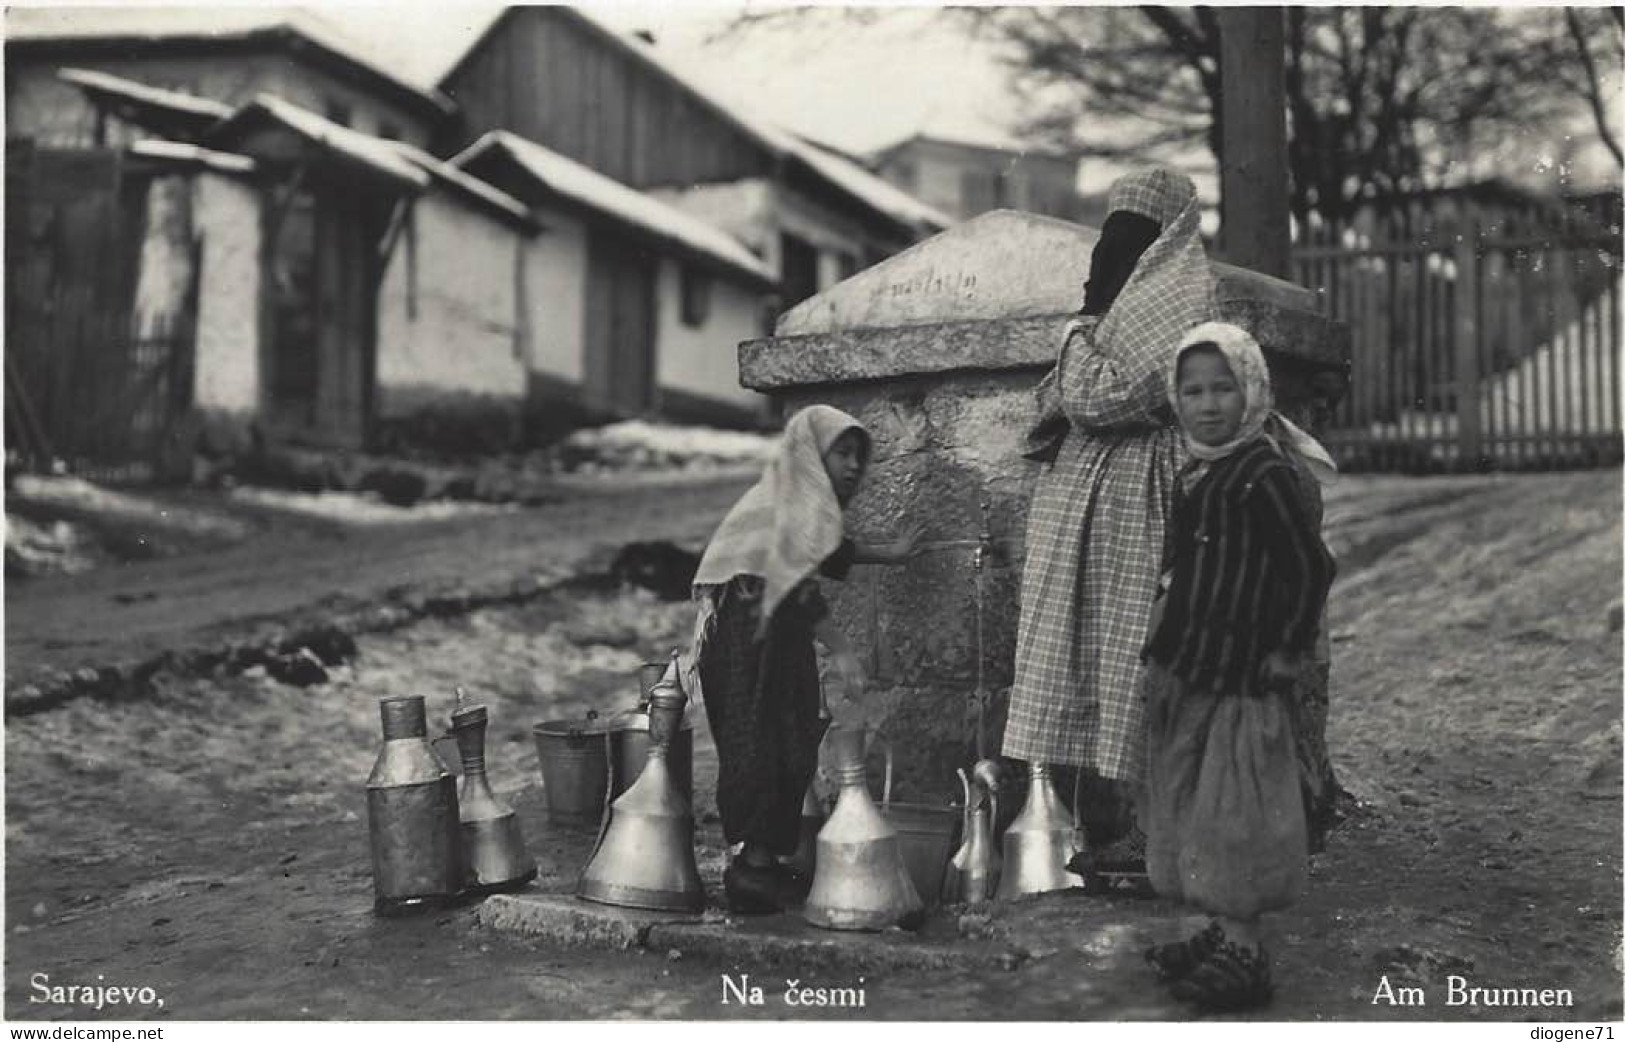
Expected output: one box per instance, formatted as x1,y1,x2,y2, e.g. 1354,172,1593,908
802,725,924,931
366,695,462,915
576,651,705,913
995,761,1085,899
449,687,536,895
610,662,694,803
944,767,1000,906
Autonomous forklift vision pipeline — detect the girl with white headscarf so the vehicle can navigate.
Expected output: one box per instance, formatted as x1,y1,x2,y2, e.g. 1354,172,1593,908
690,405,919,915
1138,322,1337,1014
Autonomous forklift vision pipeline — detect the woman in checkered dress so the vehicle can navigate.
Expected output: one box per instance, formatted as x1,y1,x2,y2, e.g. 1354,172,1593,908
1003,168,1218,864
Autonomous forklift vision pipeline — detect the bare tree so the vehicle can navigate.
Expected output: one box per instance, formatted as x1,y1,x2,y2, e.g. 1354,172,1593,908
974,6,1589,231
1520,6,1625,171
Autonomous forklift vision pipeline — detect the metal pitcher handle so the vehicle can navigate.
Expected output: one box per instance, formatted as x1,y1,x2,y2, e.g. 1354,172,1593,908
866,729,895,808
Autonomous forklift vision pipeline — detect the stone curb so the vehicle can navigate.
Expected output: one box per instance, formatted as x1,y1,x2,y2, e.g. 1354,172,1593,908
477,892,695,952
478,892,1029,973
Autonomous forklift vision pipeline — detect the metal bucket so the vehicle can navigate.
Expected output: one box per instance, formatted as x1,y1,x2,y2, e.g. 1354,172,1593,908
882,801,961,908
865,733,961,907
532,713,613,824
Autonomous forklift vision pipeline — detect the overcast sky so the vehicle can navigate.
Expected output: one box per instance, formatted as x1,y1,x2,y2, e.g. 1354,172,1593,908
315,1,1620,196
10,2,1615,196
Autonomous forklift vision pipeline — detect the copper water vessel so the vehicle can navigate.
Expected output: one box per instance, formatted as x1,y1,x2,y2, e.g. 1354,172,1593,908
448,688,536,895
995,762,1085,899
802,726,924,931
576,651,705,913
366,695,462,914
944,767,1000,906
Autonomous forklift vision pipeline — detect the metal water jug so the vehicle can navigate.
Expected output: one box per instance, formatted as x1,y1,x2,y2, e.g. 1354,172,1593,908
576,651,705,913
802,725,924,931
366,695,462,915
944,767,1000,906
995,762,1086,899
609,661,695,803
448,688,536,895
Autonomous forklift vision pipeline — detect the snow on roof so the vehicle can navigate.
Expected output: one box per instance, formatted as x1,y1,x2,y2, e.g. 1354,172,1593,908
872,128,1078,163
58,67,232,120
787,136,954,233
386,140,536,230
211,94,429,189
439,8,946,236
8,6,454,115
129,140,257,176
455,131,774,287
574,11,948,235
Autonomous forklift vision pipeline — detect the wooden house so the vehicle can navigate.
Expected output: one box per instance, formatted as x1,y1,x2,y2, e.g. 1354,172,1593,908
452,131,777,433
436,6,950,313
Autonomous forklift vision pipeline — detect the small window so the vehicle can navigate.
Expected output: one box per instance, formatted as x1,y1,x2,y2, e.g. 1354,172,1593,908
891,160,917,190
680,265,712,327
377,121,402,142
837,251,859,281
324,99,352,127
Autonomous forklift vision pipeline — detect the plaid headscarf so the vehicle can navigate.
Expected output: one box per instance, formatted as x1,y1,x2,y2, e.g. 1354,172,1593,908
1081,168,1218,391
1027,168,1218,453
1168,321,1338,486
1108,167,1196,229
691,405,868,638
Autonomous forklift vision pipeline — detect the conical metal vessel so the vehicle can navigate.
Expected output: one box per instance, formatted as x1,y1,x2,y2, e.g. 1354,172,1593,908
802,726,924,931
576,651,705,913
945,767,1001,906
995,762,1085,899
449,688,536,895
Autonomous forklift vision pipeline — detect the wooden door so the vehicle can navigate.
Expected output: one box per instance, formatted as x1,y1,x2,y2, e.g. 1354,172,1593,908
313,182,371,447
265,177,373,448
585,231,656,417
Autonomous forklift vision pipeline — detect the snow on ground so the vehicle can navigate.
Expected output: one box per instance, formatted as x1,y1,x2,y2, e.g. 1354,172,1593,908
10,475,253,538
4,514,101,576
560,420,777,471
228,487,518,525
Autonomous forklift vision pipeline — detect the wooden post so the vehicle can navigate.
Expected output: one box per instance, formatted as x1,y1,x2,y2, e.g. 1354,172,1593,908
1453,207,1481,467
1218,7,1291,279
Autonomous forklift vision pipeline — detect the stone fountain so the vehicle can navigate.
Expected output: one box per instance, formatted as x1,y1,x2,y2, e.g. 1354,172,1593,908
739,210,1350,798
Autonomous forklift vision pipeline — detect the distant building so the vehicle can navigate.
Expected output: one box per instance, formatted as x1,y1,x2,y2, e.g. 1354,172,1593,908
4,8,453,149
868,132,1081,223
436,6,950,314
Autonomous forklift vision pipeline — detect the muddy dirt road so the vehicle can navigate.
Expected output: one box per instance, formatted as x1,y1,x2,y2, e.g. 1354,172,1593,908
4,471,1621,1021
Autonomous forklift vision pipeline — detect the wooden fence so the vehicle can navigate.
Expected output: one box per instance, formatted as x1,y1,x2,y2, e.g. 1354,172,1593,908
1293,220,1623,472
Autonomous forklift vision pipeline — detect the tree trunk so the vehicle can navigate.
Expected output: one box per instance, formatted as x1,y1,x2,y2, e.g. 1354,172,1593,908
1217,7,1291,278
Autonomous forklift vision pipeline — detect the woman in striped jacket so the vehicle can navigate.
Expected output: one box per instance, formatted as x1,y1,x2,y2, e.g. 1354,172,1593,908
1139,321,1337,1013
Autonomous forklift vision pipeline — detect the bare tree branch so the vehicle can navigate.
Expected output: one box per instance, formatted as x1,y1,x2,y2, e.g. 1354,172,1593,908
1565,6,1625,168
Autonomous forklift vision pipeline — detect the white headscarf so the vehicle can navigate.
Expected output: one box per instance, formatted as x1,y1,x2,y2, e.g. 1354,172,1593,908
1167,321,1338,485
691,404,868,640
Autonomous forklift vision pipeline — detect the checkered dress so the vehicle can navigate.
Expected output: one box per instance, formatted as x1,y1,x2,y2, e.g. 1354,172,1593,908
1002,170,1218,778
